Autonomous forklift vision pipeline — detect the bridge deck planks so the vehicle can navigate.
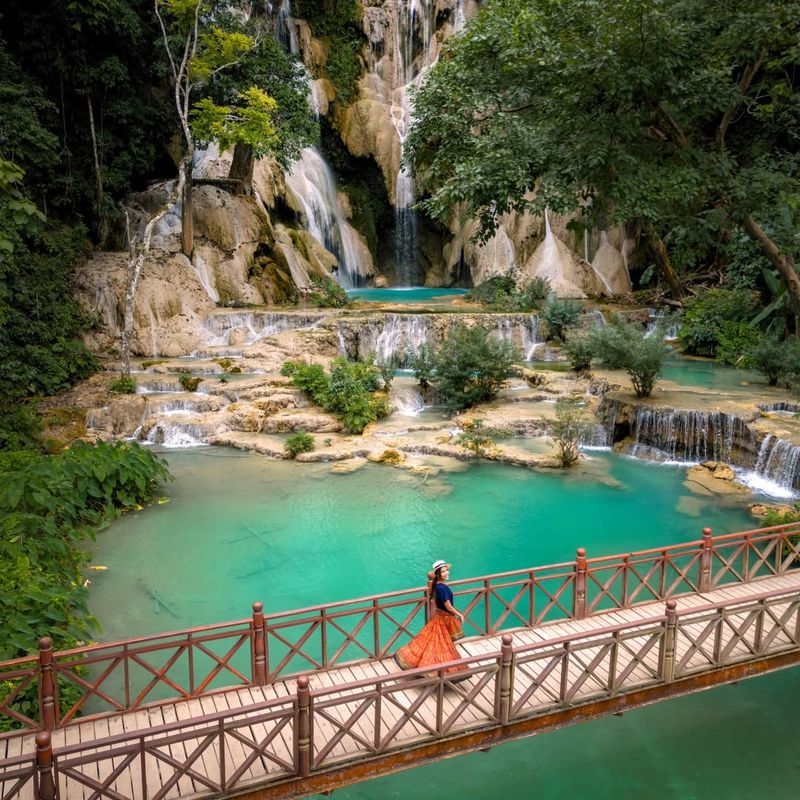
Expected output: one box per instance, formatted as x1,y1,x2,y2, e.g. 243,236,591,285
3,570,800,800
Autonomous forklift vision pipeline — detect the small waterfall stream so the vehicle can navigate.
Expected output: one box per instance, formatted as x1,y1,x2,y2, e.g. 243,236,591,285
752,435,800,491
387,0,466,285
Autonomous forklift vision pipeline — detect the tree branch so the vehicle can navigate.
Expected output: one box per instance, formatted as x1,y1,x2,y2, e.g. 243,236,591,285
715,55,765,149
154,0,179,82
657,103,689,149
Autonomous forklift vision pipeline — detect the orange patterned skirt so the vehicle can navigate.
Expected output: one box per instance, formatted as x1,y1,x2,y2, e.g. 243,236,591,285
394,610,466,675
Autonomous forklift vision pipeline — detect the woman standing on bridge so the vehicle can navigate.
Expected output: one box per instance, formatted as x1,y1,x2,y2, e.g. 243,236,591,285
394,560,466,676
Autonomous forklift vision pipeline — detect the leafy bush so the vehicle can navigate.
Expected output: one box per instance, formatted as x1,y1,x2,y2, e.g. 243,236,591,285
562,330,594,373
109,375,137,394
281,357,390,434
591,319,671,398
715,321,761,366
427,324,518,410
749,336,800,386
550,399,590,467
408,343,435,388
285,431,315,458
455,419,502,457
177,371,202,392
309,275,349,308
466,274,517,305
542,298,583,342
0,404,42,452
466,273,550,311
677,289,758,357
0,442,171,662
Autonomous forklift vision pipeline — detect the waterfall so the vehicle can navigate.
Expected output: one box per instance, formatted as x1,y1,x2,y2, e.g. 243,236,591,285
346,312,544,366
752,435,800,490
389,0,465,285
494,314,542,360
629,408,754,464
192,250,220,303
361,314,433,365
645,308,680,340
203,311,329,346
390,381,426,416
285,149,367,287
276,2,368,287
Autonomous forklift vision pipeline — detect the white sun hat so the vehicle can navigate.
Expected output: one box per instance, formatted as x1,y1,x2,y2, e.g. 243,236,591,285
431,559,452,571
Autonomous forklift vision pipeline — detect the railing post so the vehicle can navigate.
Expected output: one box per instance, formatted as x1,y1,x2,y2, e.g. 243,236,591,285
700,527,713,592
38,637,57,731
574,548,587,620
35,731,56,800
251,602,268,686
296,676,311,778
661,599,678,682
498,634,514,725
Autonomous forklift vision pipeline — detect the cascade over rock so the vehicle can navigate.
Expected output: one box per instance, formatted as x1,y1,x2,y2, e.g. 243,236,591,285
591,232,632,295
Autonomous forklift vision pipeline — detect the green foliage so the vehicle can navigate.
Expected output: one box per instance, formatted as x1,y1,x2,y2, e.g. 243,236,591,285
427,324,518,411
209,34,318,170
0,442,171,661
678,289,759,357
455,419,502,458
190,87,278,155
0,221,98,411
0,404,43,452
109,375,137,394
141,360,167,370
562,331,594,373
406,0,800,303
551,399,589,467
177,371,202,392
1,4,173,231
285,431,315,458
466,274,551,312
749,336,800,386
591,319,671,398
281,357,390,434
542,299,583,343
293,0,364,102
308,275,349,308
714,321,761,366
408,343,435,388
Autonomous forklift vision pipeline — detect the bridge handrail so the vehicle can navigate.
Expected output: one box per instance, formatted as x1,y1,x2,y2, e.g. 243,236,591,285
2,522,799,735
6,583,798,800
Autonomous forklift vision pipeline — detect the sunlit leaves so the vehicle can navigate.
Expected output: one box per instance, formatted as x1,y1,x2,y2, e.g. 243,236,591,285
190,87,278,155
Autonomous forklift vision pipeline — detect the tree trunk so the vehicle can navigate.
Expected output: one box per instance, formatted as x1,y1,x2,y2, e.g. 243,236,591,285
742,214,800,323
228,143,254,195
646,225,684,299
180,153,194,257
86,96,109,245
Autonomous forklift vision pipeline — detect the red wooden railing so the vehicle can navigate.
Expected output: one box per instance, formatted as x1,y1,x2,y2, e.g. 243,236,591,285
2,523,799,736
4,583,800,800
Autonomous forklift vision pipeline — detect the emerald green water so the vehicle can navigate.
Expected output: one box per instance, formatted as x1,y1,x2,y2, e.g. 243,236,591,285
347,287,469,303
89,450,800,798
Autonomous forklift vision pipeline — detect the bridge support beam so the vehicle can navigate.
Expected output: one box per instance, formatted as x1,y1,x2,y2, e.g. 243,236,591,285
35,732,55,800
37,637,57,732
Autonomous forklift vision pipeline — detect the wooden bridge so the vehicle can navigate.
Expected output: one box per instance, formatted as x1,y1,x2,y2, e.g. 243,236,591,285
3,523,800,800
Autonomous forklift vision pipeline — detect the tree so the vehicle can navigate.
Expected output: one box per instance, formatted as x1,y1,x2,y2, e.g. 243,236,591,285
427,324,518,410
550,399,590,467
154,0,277,256
407,0,800,309
208,33,319,193
542,299,582,343
590,319,671,398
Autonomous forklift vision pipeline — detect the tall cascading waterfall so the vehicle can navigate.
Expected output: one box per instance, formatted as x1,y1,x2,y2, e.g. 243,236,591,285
388,0,465,285
278,1,369,287
285,149,367,287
